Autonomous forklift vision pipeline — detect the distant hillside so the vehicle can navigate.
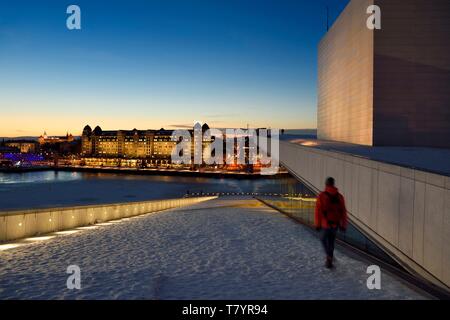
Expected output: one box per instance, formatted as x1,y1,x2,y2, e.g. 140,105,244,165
0,136,80,141
0,136,39,141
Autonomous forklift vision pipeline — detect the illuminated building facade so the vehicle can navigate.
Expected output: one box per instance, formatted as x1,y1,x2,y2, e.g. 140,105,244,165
38,132,74,145
82,126,153,157
152,130,177,163
82,125,186,166
4,140,39,153
80,124,263,170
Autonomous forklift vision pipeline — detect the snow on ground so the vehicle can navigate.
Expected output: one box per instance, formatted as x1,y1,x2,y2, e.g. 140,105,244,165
0,198,428,299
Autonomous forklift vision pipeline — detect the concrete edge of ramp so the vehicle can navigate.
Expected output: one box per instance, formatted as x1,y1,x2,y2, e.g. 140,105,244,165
0,196,217,243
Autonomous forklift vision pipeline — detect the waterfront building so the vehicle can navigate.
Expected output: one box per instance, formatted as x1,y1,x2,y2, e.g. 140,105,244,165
38,132,74,145
0,146,21,154
151,129,177,165
80,123,263,169
4,140,39,153
81,125,182,166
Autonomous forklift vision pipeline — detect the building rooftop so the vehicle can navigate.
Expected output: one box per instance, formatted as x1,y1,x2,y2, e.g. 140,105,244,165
281,135,450,176
0,198,426,299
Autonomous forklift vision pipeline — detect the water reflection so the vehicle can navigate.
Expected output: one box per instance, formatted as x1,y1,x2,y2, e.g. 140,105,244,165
0,171,83,184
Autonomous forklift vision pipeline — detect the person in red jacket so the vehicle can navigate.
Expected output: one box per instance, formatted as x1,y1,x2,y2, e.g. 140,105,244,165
315,177,348,269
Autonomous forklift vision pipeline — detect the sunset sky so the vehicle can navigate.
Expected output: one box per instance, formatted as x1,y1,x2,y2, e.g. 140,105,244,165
0,0,348,136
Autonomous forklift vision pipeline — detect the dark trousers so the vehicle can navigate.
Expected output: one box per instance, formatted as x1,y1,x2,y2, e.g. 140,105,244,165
321,227,338,258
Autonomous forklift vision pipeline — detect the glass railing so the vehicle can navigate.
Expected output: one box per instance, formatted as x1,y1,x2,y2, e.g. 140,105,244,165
257,173,450,298
257,177,402,269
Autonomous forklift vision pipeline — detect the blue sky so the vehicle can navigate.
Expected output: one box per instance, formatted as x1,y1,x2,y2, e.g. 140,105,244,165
0,0,349,136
